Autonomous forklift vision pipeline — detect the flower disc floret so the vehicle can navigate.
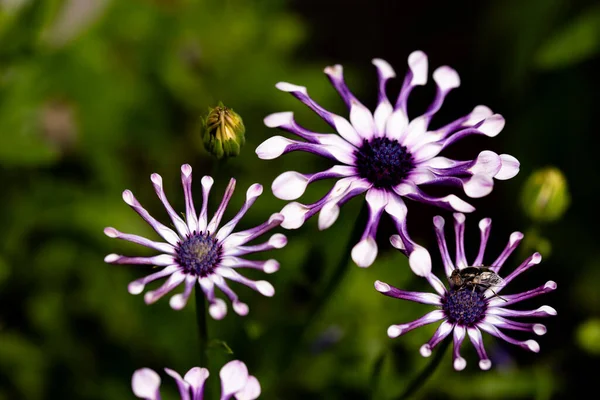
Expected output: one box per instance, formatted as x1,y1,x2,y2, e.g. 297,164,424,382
355,137,414,188
442,289,487,326
176,232,222,276
104,164,287,319
257,51,520,269
375,213,557,370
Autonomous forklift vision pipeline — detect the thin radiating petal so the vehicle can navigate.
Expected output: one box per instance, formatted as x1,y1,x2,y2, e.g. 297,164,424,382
387,310,445,338
374,281,441,305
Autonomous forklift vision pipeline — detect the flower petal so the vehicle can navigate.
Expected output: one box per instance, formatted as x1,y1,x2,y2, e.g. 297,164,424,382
220,360,249,399
132,368,162,400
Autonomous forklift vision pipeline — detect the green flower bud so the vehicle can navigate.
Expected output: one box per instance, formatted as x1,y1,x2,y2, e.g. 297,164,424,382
576,319,600,355
200,102,245,159
520,167,570,223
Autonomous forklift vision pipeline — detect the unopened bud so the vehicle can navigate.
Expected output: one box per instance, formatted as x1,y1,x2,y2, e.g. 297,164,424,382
520,167,570,222
200,102,245,159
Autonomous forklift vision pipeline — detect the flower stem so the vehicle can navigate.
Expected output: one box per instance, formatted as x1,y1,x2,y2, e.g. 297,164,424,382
195,285,209,368
398,336,451,399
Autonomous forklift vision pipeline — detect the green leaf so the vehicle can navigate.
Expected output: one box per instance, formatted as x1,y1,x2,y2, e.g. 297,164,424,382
536,6,600,69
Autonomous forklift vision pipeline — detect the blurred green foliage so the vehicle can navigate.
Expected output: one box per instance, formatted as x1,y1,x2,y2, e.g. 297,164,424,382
0,0,597,399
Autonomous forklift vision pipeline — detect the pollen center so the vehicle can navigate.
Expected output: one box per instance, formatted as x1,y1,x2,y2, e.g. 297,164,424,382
442,289,488,326
175,232,222,277
354,137,414,188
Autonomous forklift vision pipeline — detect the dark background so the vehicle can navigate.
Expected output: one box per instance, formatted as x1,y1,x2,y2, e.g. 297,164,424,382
0,0,598,398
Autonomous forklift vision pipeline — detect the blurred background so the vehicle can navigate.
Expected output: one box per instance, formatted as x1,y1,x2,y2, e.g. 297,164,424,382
0,0,598,398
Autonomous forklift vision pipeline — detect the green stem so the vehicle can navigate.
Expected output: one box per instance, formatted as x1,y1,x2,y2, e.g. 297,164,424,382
398,337,451,400
195,286,209,368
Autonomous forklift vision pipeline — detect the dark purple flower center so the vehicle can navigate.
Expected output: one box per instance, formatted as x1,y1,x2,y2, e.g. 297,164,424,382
354,137,414,188
442,289,488,326
175,232,222,277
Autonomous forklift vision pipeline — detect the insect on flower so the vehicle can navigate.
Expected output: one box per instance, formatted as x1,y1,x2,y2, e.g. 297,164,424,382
376,213,557,370
449,266,506,301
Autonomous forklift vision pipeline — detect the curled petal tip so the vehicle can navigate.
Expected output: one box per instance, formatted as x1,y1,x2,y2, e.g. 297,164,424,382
269,213,284,224
433,66,460,90
128,281,145,295
374,280,390,293
181,164,192,176
233,301,250,316
150,173,162,185
479,218,492,229
539,305,557,316
269,233,287,248
201,175,214,186
419,344,432,357
256,281,275,297
479,114,505,137
387,325,402,338
263,260,280,274
479,359,492,370
533,324,547,336
131,368,161,399
351,238,378,268
453,357,467,371
275,82,307,94
323,64,343,77
525,340,540,353
104,227,118,237
409,247,432,277
169,294,187,310
389,234,405,250
122,190,135,205
372,58,396,78
104,253,120,263
264,112,294,128
453,213,466,223
247,183,263,198
209,299,227,320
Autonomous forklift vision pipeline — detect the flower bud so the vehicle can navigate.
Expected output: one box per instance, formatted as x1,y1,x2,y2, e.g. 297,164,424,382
201,102,245,159
520,167,570,222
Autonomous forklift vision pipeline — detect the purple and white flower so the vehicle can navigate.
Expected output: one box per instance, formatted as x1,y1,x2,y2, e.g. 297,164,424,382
132,360,260,400
256,51,519,269
375,213,557,370
104,164,287,319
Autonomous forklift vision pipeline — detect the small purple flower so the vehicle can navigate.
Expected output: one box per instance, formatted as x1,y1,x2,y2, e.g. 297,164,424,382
132,360,260,400
375,213,557,370
104,164,287,319
256,51,519,269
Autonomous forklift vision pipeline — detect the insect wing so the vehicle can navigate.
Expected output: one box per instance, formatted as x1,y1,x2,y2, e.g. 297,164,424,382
478,271,505,287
